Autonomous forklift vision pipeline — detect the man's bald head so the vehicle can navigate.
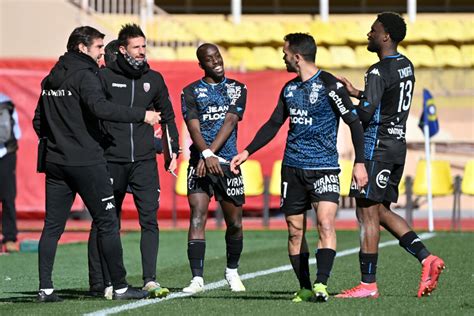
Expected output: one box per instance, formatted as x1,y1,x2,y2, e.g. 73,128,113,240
196,43,219,63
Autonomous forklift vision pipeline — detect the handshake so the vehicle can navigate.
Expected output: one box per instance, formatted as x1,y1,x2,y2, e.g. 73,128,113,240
144,111,161,125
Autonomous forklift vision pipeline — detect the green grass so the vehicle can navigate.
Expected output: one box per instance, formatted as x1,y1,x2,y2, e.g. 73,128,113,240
0,230,473,315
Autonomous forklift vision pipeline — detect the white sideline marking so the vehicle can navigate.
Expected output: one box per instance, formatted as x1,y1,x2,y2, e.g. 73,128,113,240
85,232,436,316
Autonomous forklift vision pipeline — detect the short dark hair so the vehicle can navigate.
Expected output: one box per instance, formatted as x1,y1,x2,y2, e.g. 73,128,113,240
66,26,105,52
377,12,407,43
283,33,317,63
104,40,119,65
118,23,145,47
196,43,219,63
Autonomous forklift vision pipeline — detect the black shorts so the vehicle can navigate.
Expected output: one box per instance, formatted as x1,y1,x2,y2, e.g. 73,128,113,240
280,166,340,216
187,163,245,206
349,160,404,203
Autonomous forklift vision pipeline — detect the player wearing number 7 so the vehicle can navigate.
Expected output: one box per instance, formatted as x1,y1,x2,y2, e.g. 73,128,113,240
231,33,368,303
335,12,445,299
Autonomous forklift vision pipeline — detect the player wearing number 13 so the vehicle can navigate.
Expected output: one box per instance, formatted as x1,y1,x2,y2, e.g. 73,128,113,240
336,12,445,299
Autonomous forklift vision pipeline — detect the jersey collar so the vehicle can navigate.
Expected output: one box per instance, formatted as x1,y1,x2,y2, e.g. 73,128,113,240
383,53,401,59
200,77,227,87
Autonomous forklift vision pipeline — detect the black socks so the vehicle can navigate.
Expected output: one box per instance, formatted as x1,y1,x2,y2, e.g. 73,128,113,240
188,239,206,277
289,252,312,290
315,248,336,285
399,231,430,263
359,252,378,283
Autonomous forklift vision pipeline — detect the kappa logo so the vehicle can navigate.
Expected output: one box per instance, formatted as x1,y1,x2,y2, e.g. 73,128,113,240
369,68,380,76
197,92,208,98
376,169,391,189
143,82,150,92
105,202,115,210
112,83,127,88
336,82,344,89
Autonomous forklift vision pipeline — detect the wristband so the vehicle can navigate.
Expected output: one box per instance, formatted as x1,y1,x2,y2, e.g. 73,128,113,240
202,149,214,159
357,90,366,100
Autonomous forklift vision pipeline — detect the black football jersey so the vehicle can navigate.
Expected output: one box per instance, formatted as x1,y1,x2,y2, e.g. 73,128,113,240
358,53,415,164
181,78,246,164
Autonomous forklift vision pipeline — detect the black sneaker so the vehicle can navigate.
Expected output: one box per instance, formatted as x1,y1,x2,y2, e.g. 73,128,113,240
113,287,149,300
37,290,63,303
89,284,105,297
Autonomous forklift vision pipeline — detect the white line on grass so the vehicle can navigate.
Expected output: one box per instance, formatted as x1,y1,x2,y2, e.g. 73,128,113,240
85,232,436,316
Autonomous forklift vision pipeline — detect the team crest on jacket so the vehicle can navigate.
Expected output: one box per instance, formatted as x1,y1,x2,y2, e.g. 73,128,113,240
143,82,150,92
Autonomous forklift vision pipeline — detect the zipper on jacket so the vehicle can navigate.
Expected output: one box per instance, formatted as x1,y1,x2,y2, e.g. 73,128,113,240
130,79,135,162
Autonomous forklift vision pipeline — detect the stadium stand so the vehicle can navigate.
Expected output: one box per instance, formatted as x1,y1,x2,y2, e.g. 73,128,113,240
413,160,454,197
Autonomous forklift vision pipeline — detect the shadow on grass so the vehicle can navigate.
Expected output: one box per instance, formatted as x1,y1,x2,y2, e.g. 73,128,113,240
0,289,106,303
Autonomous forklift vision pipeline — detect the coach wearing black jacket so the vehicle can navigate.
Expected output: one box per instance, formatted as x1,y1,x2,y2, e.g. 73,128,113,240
32,26,160,302
87,24,179,299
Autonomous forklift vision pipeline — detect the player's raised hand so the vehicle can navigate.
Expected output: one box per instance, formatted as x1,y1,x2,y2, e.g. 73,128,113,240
335,76,359,98
144,111,161,125
352,162,368,189
230,150,249,174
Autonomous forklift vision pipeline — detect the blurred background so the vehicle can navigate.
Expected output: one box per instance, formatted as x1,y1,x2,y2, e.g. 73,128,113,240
0,0,472,230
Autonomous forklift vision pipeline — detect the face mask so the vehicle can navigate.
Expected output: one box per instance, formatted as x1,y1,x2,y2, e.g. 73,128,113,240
123,51,146,70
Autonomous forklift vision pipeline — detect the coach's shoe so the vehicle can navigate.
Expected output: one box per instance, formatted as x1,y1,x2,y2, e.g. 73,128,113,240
225,268,246,292
313,283,329,302
292,288,314,303
418,255,446,298
37,290,63,303
4,241,19,253
182,277,205,294
104,285,113,300
113,287,149,300
335,282,379,298
143,281,170,298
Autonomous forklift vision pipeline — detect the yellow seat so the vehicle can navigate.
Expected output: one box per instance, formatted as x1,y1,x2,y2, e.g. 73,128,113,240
399,177,406,196
309,21,346,45
240,160,265,196
175,160,189,196
461,160,474,195
413,160,453,196
339,160,353,197
252,46,285,70
434,45,467,67
176,46,197,61
316,46,339,69
436,19,469,43
329,46,358,68
460,45,474,67
147,46,176,61
355,45,378,68
406,45,438,68
405,20,442,43
269,160,282,196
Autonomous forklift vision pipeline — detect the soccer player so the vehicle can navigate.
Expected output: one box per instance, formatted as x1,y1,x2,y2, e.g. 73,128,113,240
32,26,158,302
231,33,368,302
335,12,445,299
180,43,247,294
87,24,179,299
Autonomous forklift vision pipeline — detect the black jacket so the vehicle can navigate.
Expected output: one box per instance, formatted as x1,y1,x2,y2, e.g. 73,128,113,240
32,51,146,166
99,53,179,162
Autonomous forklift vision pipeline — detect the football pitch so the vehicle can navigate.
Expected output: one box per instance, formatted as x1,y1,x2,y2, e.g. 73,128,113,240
0,230,473,315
